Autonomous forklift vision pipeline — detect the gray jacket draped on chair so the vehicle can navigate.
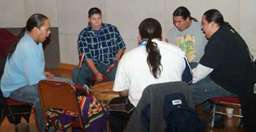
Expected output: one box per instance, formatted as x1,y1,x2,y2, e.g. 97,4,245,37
124,81,194,132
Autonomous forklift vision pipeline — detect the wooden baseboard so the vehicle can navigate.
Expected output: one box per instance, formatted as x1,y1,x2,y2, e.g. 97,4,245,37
57,63,76,71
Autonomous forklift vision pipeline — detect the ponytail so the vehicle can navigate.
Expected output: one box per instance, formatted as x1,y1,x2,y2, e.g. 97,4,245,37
139,18,163,78
8,28,25,59
146,38,162,78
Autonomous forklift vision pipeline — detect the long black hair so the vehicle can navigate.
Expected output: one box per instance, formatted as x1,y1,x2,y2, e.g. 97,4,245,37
203,9,225,26
173,6,197,22
8,13,48,59
139,18,162,79
204,9,255,67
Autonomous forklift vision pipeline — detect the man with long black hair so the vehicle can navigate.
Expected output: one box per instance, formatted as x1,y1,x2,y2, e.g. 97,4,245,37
1,13,52,132
167,6,207,63
192,9,256,131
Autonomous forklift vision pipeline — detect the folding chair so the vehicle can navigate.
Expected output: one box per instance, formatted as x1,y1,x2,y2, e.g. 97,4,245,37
208,96,242,128
38,80,84,130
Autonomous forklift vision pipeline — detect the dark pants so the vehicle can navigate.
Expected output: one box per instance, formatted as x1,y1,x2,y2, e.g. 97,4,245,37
109,97,134,132
109,111,133,132
238,84,256,132
72,62,117,86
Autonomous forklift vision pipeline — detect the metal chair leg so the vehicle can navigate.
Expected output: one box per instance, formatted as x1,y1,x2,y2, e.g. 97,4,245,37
210,104,216,128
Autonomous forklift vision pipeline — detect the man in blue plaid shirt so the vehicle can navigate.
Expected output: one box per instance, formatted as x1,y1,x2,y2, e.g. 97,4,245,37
72,7,126,85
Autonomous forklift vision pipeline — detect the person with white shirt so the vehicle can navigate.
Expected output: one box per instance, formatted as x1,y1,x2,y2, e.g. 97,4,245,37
114,18,188,107
110,18,189,132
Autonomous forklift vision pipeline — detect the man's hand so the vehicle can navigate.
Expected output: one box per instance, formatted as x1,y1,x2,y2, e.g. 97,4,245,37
45,72,54,79
106,59,118,73
106,63,116,73
95,72,104,82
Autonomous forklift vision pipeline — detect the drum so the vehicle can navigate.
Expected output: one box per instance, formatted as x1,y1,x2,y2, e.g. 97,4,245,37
91,81,119,102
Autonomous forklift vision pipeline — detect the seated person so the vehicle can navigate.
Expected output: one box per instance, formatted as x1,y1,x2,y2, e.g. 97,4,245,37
167,6,207,63
111,18,190,132
72,7,126,86
192,9,256,131
0,14,52,132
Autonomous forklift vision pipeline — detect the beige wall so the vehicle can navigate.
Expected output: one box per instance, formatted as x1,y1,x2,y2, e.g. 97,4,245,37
1,0,255,64
240,0,256,57
0,0,26,27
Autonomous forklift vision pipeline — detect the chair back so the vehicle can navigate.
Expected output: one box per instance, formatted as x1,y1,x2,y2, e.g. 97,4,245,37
38,80,81,114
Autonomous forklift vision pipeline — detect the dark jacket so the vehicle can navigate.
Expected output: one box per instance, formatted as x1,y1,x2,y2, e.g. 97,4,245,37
124,81,194,132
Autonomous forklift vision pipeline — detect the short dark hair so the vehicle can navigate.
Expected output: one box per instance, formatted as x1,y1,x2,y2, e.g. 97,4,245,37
173,6,197,22
88,7,102,17
203,9,225,26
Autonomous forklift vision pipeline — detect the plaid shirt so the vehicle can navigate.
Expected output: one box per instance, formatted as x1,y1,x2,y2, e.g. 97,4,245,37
78,23,125,65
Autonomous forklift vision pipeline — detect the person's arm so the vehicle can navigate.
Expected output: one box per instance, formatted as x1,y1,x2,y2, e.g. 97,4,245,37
192,64,213,83
115,48,125,61
86,59,104,81
23,45,46,85
106,48,125,73
45,71,54,79
77,30,104,81
119,90,128,97
113,54,130,95
107,26,126,72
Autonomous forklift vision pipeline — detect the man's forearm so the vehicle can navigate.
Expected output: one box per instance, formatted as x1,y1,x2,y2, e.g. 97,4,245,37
115,48,125,61
86,59,100,75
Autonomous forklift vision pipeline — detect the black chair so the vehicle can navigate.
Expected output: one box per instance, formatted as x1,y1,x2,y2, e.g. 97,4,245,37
0,89,32,127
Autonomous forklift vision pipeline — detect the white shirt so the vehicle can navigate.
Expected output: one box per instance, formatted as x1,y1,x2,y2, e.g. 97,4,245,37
113,39,186,106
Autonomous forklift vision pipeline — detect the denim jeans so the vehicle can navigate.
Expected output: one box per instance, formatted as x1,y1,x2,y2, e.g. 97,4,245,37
72,62,117,86
191,77,233,105
189,62,234,105
9,85,45,132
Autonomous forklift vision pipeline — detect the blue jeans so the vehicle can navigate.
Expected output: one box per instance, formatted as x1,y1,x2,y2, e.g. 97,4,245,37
9,85,45,132
72,62,117,85
191,77,233,105
189,62,234,105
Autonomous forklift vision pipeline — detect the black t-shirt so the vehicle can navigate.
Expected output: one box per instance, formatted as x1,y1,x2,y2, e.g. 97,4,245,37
200,23,254,94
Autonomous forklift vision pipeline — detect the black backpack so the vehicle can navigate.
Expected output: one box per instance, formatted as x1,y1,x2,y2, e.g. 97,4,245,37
164,93,205,132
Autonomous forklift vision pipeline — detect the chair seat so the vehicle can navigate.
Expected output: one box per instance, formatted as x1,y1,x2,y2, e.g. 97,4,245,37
209,96,240,107
0,98,32,125
209,96,242,128
4,98,31,106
